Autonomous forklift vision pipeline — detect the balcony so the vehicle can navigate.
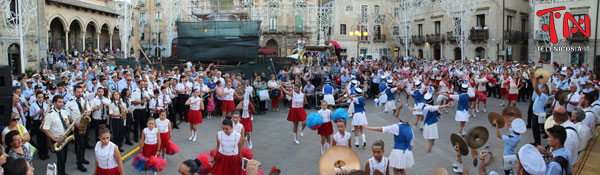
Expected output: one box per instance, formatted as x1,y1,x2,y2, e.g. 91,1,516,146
504,30,521,43
447,32,456,42
426,33,444,43
374,35,386,42
520,32,529,42
262,25,312,35
567,32,589,42
535,30,548,41
412,35,425,45
469,29,488,41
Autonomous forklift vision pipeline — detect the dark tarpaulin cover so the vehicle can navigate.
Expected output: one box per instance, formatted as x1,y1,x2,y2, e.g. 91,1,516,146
177,21,261,62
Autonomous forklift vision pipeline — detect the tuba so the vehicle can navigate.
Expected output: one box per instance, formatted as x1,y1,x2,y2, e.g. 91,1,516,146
78,100,92,135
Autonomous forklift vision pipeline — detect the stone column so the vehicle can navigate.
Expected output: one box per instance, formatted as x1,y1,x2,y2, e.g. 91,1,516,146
109,33,113,49
82,31,86,51
96,32,101,51
65,30,70,51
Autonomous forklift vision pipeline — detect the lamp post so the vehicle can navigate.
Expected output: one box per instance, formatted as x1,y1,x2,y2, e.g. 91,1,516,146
349,25,368,59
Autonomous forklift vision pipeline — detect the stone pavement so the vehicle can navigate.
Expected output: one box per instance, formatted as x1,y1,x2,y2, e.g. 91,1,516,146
32,95,541,175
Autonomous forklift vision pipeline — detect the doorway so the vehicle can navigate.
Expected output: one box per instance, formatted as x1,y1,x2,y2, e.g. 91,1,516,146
7,43,20,74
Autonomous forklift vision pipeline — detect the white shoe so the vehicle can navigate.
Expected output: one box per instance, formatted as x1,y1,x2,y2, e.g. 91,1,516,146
248,141,253,149
294,138,300,144
452,167,463,174
452,161,459,168
483,108,487,112
476,108,479,113
188,135,193,141
300,131,304,137
192,135,197,142
351,127,355,131
472,112,477,118
500,103,505,107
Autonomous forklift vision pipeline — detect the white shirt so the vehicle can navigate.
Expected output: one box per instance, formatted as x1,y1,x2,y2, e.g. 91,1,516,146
29,101,48,121
560,121,579,163
143,128,158,144
95,142,118,169
267,80,280,89
130,88,145,109
291,92,304,108
42,108,70,138
65,97,91,122
156,118,170,133
91,96,110,120
565,92,581,112
582,108,596,130
368,157,389,175
233,122,244,135
189,96,203,110
218,131,240,156
574,122,591,152
333,131,351,146
318,109,332,123
108,100,126,117
223,88,235,101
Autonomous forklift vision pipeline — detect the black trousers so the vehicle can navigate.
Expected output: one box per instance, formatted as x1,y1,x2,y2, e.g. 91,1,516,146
527,100,543,145
168,103,177,127
90,119,105,143
53,142,68,175
133,109,148,140
110,118,124,147
124,113,133,143
74,128,87,165
32,120,48,158
177,94,190,120
306,94,315,109
370,83,380,99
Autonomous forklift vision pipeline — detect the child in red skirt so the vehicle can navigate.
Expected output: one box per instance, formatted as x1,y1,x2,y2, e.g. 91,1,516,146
237,87,255,149
95,125,124,175
156,110,172,159
211,119,243,175
140,118,161,159
185,89,204,142
317,100,333,155
281,84,307,144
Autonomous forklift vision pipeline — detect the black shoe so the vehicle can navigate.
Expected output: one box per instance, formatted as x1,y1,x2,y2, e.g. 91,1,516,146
86,146,94,150
39,155,49,160
173,125,180,129
473,159,478,167
82,159,90,164
133,138,139,143
125,141,133,146
363,142,367,147
119,148,125,152
77,165,87,172
355,144,359,148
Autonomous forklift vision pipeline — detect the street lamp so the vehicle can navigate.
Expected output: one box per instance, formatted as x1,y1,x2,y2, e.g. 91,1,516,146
349,26,368,59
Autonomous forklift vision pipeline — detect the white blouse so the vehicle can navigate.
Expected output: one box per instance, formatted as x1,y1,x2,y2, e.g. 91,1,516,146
291,92,304,108
95,142,118,169
318,109,331,123
218,131,240,156
334,131,351,146
156,118,170,133
223,88,235,101
108,100,126,117
143,128,159,144
233,122,244,135
267,80,280,89
189,96,202,110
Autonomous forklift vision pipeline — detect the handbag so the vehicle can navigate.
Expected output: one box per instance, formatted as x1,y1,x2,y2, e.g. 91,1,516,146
18,124,36,156
270,89,281,98
258,90,269,101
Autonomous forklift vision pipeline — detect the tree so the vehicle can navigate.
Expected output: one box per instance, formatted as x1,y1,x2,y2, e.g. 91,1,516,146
381,0,429,58
440,0,481,62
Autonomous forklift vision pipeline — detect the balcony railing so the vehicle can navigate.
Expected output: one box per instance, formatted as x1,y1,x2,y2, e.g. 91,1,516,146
262,25,313,34
374,35,386,42
567,32,589,42
426,33,444,43
504,30,520,42
469,29,488,41
447,32,456,42
535,30,548,41
412,35,425,44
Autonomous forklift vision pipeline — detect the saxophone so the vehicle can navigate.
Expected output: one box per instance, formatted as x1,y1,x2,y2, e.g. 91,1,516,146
53,107,86,152
78,100,92,135
120,100,128,120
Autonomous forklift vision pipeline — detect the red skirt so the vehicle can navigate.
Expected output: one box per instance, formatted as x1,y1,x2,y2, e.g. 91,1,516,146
507,93,518,101
500,87,508,95
142,143,158,158
159,132,170,149
221,100,235,112
241,117,253,132
469,96,476,102
318,121,333,136
287,107,307,122
210,152,242,175
476,91,487,101
95,165,120,175
187,110,203,124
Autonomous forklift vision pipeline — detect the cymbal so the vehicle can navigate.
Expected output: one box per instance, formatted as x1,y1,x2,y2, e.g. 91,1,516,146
450,133,468,156
373,169,384,175
544,115,556,135
430,168,448,175
319,146,361,175
488,112,505,128
502,106,522,119
466,126,489,149
534,68,551,84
